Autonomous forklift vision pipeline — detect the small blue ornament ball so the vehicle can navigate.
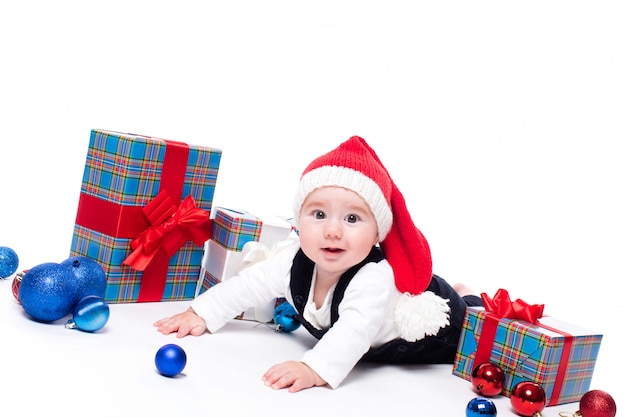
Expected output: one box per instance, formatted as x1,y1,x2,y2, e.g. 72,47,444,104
60,256,107,301
273,302,301,333
18,262,79,322
466,397,498,417
65,295,110,332
155,344,187,377
0,246,19,278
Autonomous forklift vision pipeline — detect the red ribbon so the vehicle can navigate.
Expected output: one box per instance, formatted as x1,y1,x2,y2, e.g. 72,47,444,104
473,289,571,406
474,289,544,368
75,137,210,302
123,194,212,271
481,288,545,324
535,321,573,405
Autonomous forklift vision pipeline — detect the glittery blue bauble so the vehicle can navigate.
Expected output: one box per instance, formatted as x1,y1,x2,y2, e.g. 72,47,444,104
155,344,187,377
0,246,19,278
466,397,498,417
18,262,79,322
66,295,110,332
60,256,107,301
273,302,301,333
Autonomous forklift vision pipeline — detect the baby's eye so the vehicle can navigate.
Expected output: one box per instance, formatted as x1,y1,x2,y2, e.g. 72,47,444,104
314,210,326,219
345,214,359,223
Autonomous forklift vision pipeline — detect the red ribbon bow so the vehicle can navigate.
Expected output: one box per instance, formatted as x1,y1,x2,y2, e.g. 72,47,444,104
480,288,545,324
123,193,212,271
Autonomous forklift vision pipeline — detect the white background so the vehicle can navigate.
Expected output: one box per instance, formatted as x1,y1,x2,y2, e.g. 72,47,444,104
0,1,623,416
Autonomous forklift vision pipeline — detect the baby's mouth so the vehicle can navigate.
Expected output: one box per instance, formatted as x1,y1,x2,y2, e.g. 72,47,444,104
323,247,344,254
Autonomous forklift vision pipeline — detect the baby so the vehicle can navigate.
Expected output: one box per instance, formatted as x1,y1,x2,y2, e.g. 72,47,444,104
155,136,482,392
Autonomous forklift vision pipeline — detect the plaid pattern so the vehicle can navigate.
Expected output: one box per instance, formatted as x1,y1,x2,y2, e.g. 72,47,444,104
199,269,221,293
212,208,263,251
453,307,602,406
70,129,221,303
81,130,220,207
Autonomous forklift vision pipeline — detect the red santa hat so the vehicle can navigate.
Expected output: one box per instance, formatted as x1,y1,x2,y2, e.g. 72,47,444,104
293,136,450,342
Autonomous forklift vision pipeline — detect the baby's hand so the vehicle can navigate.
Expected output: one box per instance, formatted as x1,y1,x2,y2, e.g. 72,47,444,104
262,361,327,393
153,307,207,338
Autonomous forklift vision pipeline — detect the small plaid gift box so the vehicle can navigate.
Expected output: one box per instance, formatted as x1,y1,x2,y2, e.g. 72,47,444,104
196,207,294,322
452,289,602,406
70,129,221,303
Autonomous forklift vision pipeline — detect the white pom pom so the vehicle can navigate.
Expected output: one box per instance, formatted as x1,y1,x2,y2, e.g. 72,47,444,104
393,291,451,342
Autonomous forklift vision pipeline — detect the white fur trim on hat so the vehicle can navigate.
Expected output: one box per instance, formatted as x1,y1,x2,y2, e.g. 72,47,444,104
293,165,393,241
394,291,451,342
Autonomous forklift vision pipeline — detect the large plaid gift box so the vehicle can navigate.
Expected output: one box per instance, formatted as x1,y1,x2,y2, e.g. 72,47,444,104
196,207,294,322
70,129,221,303
452,289,602,406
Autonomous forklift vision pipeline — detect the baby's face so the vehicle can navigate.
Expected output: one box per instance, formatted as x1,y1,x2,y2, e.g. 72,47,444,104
297,186,379,279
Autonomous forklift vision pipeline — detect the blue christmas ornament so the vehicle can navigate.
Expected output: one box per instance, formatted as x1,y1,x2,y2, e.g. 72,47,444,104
0,246,19,278
466,397,497,417
60,256,107,301
65,295,110,332
155,344,187,377
273,302,301,333
18,262,79,322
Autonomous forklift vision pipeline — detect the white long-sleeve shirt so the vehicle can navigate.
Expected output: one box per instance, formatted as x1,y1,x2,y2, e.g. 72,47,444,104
190,238,404,389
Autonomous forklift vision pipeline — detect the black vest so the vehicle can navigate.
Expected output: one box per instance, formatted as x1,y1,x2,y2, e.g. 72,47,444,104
290,246,385,339
289,247,460,364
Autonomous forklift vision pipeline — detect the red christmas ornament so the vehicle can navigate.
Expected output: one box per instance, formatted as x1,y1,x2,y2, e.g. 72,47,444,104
510,381,546,417
471,362,505,396
576,390,617,417
11,270,27,302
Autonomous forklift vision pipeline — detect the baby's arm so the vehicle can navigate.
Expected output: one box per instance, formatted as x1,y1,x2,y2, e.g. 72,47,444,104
262,361,327,393
153,307,208,338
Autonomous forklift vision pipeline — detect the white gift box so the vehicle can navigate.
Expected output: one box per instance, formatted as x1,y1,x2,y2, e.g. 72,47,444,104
196,207,295,322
